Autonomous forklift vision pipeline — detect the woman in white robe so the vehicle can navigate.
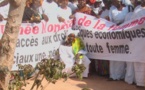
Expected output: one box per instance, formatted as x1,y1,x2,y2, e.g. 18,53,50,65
109,0,129,80
130,2,145,87
59,44,75,74
59,30,90,77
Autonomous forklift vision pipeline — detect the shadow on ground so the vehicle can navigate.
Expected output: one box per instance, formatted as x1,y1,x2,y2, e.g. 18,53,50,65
70,74,145,90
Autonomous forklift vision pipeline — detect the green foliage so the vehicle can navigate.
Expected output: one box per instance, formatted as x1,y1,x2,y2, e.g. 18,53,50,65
35,58,67,83
8,64,34,90
8,57,86,90
72,64,86,80
0,65,9,74
82,87,91,90
30,58,68,90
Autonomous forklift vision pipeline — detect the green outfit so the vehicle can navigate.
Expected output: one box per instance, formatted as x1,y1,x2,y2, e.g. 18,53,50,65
72,37,85,59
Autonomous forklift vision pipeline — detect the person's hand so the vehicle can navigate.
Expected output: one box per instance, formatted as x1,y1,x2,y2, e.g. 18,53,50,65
42,14,49,22
0,14,4,21
95,15,100,18
75,53,80,60
69,15,74,19
73,53,80,61
58,17,65,22
31,15,41,23
105,16,110,21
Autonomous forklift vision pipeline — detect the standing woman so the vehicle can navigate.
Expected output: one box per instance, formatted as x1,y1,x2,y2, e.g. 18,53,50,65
91,0,102,17
109,0,129,80
40,0,59,22
100,0,111,21
124,0,139,85
23,0,42,23
75,0,101,19
130,0,145,88
94,0,112,76
109,0,129,25
57,0,73,22
75,0,92,14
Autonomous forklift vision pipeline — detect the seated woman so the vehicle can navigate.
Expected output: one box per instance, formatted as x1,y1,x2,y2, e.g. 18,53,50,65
59,31,75,74
59,31,90,77
72,33,91,77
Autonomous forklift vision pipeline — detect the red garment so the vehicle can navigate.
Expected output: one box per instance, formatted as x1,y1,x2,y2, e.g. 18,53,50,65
75,6,92,15
73,6,92,25
90,0,96,4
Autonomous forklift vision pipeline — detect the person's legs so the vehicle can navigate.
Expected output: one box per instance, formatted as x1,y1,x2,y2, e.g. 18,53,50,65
82,55,91,77
125,62,135,84
96,60,109,76
110,61,126,80
134,62,145,87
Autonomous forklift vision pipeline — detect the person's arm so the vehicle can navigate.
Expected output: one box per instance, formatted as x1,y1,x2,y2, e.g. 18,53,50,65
108,9,113,22
69,14,75,19
69,7,74,19
0,14,4,21
57,16,65,22
57,8,65,22
41,14,48,22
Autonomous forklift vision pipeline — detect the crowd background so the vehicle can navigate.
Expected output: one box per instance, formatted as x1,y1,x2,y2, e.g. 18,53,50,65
0,0,145,88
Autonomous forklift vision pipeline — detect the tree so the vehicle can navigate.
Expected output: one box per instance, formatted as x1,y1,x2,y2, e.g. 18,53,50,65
0,0,27,90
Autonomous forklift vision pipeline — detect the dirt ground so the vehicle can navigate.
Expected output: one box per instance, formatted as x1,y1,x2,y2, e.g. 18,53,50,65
23,74,145,90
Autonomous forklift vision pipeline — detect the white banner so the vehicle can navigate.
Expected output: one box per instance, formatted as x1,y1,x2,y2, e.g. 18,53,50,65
0,13,145,70
74,13,145,63
0,20,73,70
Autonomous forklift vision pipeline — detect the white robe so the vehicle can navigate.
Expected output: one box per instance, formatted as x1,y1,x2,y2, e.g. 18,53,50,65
125,62,135,84
134,62,145,86
57,6,72,21
109,6,129,25
78,50,91,77
59,45,75,74
109,6,128,80
39,1,59,22
68,2,78,13
121,0,131,6
130,5,145,86
124,12,135,84
110,61,126,80
100,9,109,19
59,45,90,77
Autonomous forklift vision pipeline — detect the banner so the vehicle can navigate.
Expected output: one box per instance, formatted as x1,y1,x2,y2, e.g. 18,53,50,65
0,12,145,70
0,20,73,70
74,13,145,63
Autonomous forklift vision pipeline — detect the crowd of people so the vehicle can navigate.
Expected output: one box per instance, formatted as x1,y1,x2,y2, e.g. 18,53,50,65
0,0,145,88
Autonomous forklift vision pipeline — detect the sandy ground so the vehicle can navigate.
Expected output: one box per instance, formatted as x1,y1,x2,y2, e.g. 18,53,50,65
23,74,145,90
